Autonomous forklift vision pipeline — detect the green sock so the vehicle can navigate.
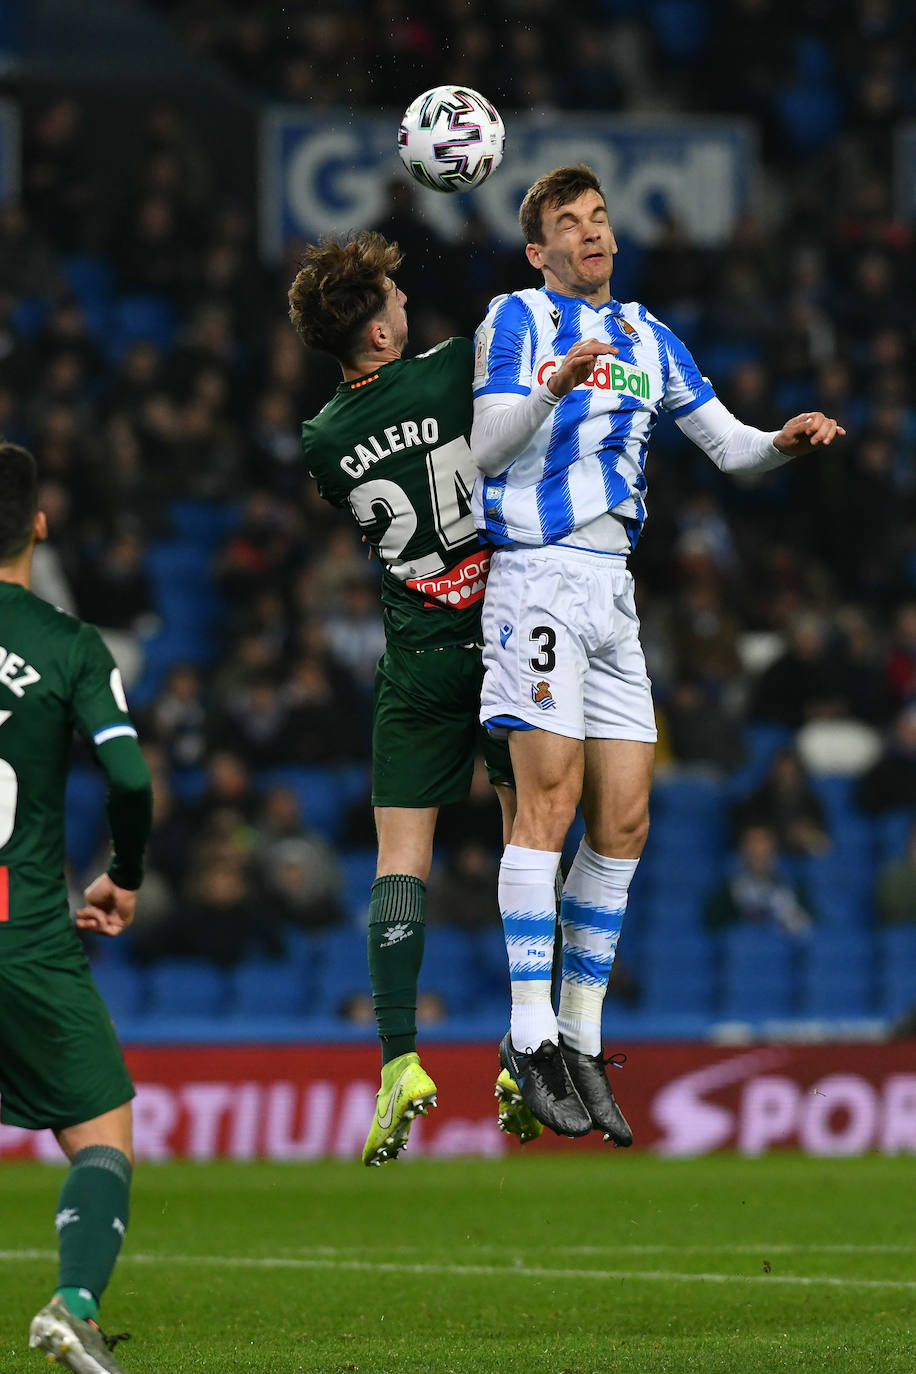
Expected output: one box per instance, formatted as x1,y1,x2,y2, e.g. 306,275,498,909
54,1146,132,1316
367,873,426,1065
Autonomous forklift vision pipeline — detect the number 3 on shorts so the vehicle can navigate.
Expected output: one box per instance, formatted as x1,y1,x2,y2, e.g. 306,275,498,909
529,625,557,673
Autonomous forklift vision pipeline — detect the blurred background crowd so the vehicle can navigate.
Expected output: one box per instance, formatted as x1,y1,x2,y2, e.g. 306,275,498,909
1,0,915,1031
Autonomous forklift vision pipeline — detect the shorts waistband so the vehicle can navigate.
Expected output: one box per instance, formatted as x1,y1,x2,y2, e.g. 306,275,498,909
496,543,629,567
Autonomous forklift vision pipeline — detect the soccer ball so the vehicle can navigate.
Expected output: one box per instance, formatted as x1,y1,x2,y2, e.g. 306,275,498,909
397,86,505,194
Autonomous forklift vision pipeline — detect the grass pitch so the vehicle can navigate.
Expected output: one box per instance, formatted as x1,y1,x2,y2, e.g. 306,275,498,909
0,1153,913,1373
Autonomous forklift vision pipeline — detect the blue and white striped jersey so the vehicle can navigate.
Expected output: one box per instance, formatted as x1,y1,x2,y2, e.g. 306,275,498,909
471,287,716,548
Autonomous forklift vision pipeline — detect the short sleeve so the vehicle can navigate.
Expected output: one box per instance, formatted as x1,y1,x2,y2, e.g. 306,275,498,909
473,294,536,399
70,624,139,748
654,317,717,417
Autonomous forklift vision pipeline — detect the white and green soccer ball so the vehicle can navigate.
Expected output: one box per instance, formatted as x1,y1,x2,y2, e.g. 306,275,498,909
397,85,505,194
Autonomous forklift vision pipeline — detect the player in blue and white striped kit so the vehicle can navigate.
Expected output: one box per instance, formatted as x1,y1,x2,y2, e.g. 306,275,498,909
472,165,845,1141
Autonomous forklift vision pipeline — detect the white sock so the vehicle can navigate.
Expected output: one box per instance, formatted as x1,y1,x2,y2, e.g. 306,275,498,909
499,843,562,1052
557,841,638,1055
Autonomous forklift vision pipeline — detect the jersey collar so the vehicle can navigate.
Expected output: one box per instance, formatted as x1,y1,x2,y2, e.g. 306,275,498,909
542,286,621,315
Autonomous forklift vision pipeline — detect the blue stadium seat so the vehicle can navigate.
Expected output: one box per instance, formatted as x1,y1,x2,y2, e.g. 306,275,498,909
310,928,368,1013
876,926,916,967
65,767,107,871
110,294,177,359
61,255,115,310
642,963,713,1016
878,962,916,1017
722,924,800,971
800,968,872,1019
643,883,709,931
91,962,146,1021
146,960,229,1018
803,930,872,976
465,924,510,1010
809,775,860,826
729,724,795,795
11,297,51,338
652,776,727,820
147,540,214,587
256,766,350,843
874,928,916,1016
645,816,726,860
339,849,378,925
874,810,915,861
230,960,309,1017
720,968,794,1020
283,926,325,974
649,0,710,59
169,500,242,547
420,926,474,1011
640,927,713,970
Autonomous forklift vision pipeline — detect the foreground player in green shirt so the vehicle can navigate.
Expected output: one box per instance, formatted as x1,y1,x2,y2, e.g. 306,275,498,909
0,441,152,1372
289,232,536,1163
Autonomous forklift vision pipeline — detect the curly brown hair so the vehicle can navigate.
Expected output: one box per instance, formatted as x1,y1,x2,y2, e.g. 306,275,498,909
287,231,403,366
519,164,606,246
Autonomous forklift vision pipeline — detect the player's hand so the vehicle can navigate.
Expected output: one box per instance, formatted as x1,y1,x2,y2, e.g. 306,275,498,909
773,412,846,456
76,873,137,937
547,338,619,399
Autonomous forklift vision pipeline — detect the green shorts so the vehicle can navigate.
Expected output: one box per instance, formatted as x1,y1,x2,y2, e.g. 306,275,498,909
372,641,513,808
0,941,135,1132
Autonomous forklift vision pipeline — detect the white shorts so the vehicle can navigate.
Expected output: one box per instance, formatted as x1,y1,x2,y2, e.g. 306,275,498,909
480,544,657,743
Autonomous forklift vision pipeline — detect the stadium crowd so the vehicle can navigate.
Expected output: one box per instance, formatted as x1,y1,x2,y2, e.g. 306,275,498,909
2,0,915,1024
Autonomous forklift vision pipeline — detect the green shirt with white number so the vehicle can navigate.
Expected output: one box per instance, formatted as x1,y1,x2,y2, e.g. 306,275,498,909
0,582,152,956
301,338,488,651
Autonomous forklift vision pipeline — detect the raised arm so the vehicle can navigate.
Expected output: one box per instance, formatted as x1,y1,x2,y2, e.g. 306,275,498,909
677,397,845,474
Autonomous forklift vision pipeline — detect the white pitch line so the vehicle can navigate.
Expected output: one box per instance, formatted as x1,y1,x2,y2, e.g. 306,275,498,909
553,1243,916,1256
1,1251,913,1291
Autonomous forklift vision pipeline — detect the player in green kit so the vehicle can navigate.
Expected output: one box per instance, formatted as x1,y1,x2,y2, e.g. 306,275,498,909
289,232,540,1163
0,441,152,1372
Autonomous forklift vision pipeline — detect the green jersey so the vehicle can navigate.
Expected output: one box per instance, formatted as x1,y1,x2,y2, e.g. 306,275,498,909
301,337,490,651
0,582,152,956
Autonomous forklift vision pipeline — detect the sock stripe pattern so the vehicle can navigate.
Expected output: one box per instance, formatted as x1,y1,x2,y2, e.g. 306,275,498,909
500,844,563,1051
502,910,556,981
368,873,426,1066
558,841,638,1056
561,895,623,988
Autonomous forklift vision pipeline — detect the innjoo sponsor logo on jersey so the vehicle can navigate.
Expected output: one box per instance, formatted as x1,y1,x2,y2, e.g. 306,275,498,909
407,549,490,608
536,358,651,399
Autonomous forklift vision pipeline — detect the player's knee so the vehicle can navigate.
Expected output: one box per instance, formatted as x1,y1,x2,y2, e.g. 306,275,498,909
514,788,578,850
589,805,649,858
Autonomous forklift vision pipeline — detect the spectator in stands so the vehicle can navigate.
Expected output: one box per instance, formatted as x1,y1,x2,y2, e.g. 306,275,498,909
150,661,208,771
193,749,258,826
74,531,156,632
875,822,916,926
212,676,292,771
169,860,281,966
282,652,364,764
733,748,831,856
749,611,843,727
435,755,505,854
857,706,916,814
259,835,345,934
23,99,96,252
665,678,745,772
322,574,387,696
885,604,916,712
427,839,501,933
705,824,814,937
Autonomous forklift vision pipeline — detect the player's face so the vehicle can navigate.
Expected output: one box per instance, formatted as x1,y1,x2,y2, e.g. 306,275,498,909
526,190,617,303
382,278,408,353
